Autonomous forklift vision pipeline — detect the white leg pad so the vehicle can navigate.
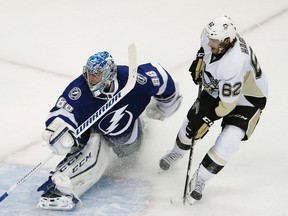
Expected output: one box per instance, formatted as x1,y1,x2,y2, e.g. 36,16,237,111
52,133,112,198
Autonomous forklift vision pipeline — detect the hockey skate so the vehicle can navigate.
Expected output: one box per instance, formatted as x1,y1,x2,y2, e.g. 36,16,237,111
187,169,206,204
37,187,80,211
159,150,183,171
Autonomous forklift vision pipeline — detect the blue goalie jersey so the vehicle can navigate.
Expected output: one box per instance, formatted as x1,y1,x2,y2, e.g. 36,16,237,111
45,62,176,145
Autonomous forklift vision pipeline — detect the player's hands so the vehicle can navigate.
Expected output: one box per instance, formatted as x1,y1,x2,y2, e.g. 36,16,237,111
186,115,214,140
185,98,215,140
146,102,166,121
146,94,183,121
189,47,205,85
42,117,77,155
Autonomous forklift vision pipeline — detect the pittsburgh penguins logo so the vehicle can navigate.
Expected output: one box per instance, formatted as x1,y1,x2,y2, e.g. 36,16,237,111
203,71,219,94
98,105,133,136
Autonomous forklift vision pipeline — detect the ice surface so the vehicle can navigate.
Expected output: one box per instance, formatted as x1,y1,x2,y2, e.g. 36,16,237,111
1,0,288,215
0,164,149,215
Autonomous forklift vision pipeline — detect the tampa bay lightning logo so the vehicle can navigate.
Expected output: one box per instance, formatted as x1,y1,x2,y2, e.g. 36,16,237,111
137,73,147,85
99,105,133,136
68,87,81,100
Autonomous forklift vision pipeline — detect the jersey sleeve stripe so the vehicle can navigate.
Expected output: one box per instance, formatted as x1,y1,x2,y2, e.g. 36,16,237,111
47,109,78,127
151,62,168,95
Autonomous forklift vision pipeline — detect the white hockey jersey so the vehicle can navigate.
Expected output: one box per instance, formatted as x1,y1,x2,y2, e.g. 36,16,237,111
201,33,268,117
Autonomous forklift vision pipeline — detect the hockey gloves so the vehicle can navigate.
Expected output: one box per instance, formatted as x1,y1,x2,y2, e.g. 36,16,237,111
189,47,205,85
185,95,220,140
42,117,77,155
146,85,183,121
186,115,214,140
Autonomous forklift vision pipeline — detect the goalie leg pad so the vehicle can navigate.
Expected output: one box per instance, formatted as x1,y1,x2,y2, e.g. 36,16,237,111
53,132,112,197
38,132,112,211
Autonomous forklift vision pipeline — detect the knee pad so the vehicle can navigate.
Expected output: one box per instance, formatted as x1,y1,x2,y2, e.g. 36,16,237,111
212,125,245,162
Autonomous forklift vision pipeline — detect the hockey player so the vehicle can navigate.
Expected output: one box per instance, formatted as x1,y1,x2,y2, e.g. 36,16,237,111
37,51,182,210
159,16,268,203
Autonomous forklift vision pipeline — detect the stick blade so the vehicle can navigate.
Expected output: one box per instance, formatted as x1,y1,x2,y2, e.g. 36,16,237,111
170,194,196,206
170,195,184,206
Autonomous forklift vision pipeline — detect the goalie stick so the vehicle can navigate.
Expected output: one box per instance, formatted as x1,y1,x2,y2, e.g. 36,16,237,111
0,152,55,202
0,43,138,203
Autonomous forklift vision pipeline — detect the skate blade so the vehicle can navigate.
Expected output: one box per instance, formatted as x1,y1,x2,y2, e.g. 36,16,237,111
157,169,167,174
170,194,196,206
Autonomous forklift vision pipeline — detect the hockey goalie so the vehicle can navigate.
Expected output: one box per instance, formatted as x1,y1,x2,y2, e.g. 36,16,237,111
37,51,182,210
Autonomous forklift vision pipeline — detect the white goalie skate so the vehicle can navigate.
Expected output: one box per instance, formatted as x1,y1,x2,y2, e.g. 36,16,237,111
37,189,79,211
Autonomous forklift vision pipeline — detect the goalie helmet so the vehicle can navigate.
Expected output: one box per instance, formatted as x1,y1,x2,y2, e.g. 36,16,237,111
203,15,237,43
83,51,117,97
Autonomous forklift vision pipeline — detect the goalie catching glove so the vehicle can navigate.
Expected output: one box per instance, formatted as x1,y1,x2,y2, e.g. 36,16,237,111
146,84,182,121
189,47,205,85
42,117,77,155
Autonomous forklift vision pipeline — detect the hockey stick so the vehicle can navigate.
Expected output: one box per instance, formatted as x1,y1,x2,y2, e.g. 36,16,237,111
182,83,202,205
0,152,55,202
0,44,138,203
